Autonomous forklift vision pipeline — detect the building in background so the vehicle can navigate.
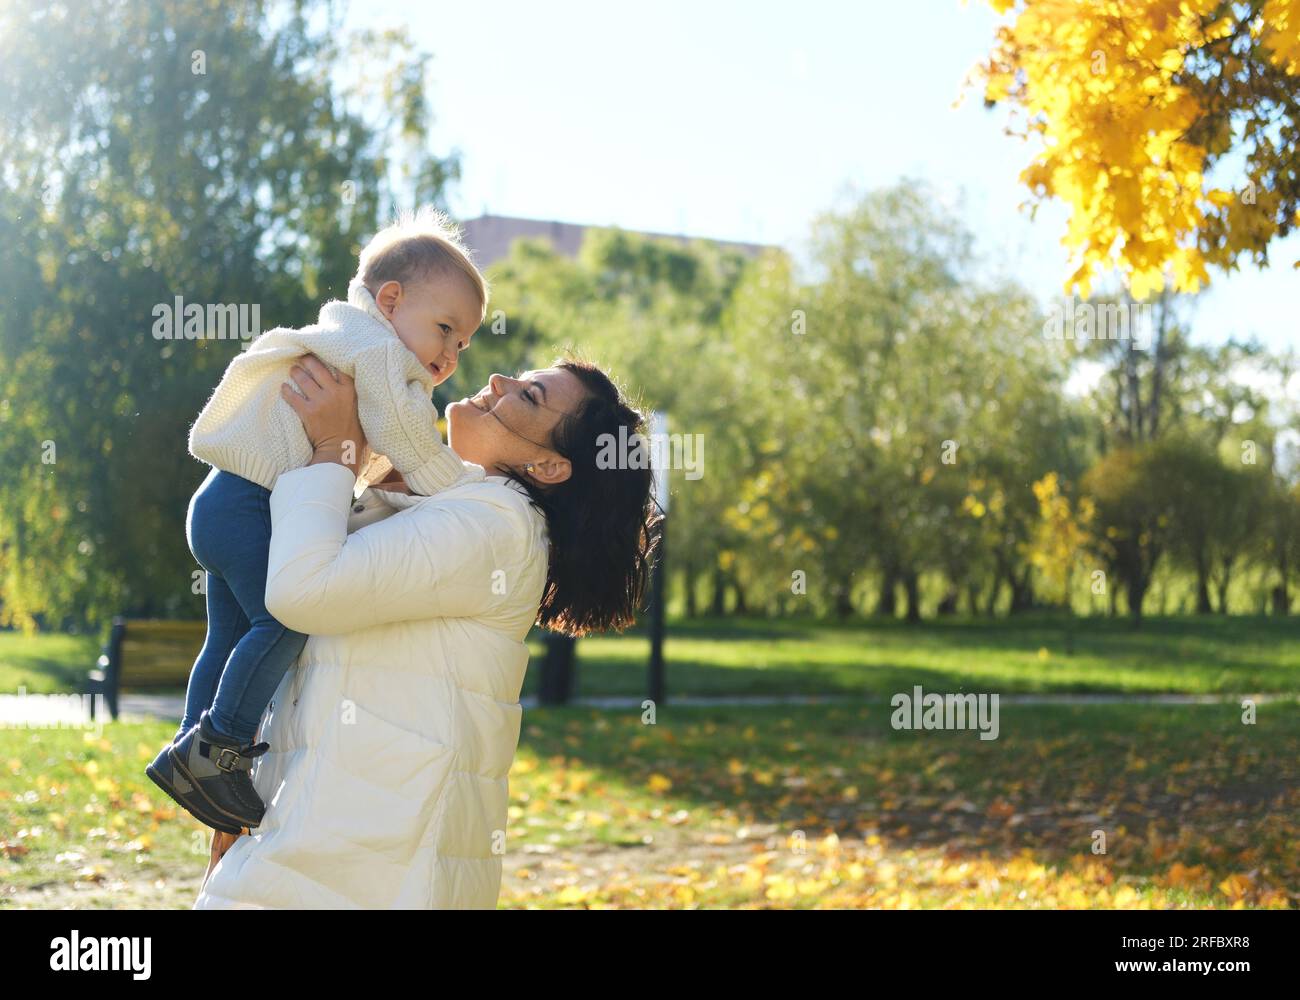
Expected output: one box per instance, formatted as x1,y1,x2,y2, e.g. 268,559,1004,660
459,213,772,269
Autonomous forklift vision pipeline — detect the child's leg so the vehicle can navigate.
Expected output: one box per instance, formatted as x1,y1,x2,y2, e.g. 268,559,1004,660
178,572,250,738
188,470,308,745
207,610,307,743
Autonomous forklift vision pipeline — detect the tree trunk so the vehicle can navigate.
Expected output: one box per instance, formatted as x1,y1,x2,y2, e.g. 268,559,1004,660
903,571,922,623
1148,291,1169,439
1008,567,1035,614
876,571,898,618
1125,332,1143,441
834,578,854,620
1195,554,1212,614
1127,578,1147,626
710,574,727,616
984,577,1001,617
1215,568,1232,615
540,633,577,705
684,561,698,618
733,579,748,616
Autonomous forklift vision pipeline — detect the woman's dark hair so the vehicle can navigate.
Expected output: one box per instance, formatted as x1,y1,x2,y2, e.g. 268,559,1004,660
502,357,664,637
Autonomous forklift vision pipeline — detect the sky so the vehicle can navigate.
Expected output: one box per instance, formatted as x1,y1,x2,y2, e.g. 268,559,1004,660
345,0,1297,354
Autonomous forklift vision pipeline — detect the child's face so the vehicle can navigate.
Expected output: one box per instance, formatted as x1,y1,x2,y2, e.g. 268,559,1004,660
373,271,481,386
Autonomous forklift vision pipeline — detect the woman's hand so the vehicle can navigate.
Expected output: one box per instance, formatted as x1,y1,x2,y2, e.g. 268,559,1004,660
202,828,246,890
212,829,243,861
280,354,368,477
373,464,412,494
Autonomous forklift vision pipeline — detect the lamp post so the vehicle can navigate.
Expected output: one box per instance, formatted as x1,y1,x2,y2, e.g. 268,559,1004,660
647,411,668,707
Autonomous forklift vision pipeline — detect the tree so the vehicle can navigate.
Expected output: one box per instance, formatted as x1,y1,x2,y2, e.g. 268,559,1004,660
482,228,762,617
977,0,1300,299
0,0,457,629
1150,435,1268,613
1026,472,1096,651
725,182,1079,620
1261,480,1300,613
1072,292,1191,447
1082,444,1174,623
1203,463,1270,612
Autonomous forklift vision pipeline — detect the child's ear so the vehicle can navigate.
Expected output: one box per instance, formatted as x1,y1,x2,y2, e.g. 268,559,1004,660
374,280,402,316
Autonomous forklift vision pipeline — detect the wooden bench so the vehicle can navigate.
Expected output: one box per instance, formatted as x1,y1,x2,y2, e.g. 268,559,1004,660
87,617,206,720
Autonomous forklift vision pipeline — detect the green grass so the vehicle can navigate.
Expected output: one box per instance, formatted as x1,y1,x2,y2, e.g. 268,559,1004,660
555,613,1300,698
500,701,1300,908
3,702,1296,908
4,614,1293,908
0,720,217,908
4,614,1300,702
0,631,98,694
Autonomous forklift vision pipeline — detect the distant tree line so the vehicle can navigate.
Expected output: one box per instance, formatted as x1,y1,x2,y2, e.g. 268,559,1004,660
1,1,1295,631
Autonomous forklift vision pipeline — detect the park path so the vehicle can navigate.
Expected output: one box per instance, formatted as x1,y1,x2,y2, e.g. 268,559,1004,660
109,690,1298,723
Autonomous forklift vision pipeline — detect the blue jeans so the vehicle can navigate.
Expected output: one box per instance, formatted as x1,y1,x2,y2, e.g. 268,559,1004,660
181,468,308,744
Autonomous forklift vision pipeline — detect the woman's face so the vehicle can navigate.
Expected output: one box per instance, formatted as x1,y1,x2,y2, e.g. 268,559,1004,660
446,367,586,485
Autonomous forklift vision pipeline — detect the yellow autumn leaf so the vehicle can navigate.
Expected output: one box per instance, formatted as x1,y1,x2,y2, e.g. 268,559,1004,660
556,885,590,905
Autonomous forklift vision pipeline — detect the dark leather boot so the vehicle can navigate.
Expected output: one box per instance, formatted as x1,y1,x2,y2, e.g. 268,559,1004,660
165,711,270,831
145,727,246,836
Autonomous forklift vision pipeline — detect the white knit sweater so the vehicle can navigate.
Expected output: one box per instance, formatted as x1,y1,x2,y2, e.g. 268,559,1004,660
188,278,480,495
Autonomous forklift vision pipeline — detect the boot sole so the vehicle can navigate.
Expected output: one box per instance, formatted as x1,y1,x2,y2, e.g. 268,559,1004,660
168,744,266,830
146,761,247,836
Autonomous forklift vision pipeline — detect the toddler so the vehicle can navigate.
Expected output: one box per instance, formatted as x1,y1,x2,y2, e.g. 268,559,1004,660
145,207,487,835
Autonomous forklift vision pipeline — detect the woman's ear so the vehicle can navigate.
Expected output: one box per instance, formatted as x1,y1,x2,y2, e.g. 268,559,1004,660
530,456,571,485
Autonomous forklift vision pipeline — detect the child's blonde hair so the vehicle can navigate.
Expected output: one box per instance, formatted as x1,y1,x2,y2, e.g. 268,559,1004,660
356,206,489,322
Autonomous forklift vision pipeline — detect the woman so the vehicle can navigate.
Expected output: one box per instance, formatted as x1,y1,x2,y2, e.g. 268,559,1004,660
193,353,660,908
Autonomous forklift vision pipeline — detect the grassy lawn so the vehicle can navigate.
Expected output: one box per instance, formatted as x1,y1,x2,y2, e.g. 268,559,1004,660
0,720,225,908
3,615,1294,908
563,614,1300,697
0,632,98,695
5,614,1300,701
2,702,1296,908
